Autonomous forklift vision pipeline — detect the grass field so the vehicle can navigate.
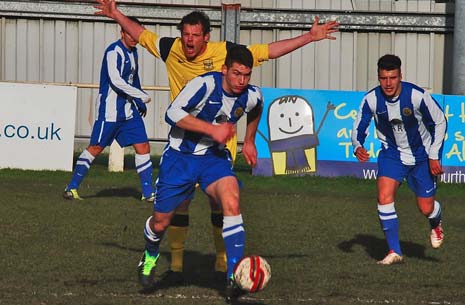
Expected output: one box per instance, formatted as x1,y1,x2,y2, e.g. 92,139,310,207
1,154,464,305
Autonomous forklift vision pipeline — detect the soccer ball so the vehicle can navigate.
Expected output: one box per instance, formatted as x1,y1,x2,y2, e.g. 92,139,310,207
233,255,271,293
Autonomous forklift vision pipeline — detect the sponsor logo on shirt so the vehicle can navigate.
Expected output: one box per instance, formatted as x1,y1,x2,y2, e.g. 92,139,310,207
203,59,214,71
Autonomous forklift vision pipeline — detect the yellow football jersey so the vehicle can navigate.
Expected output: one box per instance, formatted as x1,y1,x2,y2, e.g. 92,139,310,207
138,29,269,101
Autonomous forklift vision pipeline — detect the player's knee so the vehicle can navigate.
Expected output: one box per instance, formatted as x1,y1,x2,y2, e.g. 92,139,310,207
377,193,395,204
417,198,434,216
222,201,241,216
134,142,150,154
418,207,433,216
153,213,174,232
154,220,170,232
87,145,104,157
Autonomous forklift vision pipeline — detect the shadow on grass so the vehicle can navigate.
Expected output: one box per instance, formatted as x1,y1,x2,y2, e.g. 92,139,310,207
83,186,141,200
101,241,141,253
338,233,439,262
100,240,266,304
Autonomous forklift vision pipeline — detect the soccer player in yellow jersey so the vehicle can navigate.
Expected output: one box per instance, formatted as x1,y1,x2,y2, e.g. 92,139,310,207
95,0,339,284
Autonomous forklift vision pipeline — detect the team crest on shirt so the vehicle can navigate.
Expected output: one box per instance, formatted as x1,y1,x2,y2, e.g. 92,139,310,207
203,59,214,71
402,107,413,116
234,107,244,118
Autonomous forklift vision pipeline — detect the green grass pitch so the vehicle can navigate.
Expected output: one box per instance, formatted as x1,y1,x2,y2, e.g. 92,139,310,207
1,155,464,305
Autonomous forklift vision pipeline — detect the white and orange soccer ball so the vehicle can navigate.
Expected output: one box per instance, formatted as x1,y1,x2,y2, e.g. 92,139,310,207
233,255,271,293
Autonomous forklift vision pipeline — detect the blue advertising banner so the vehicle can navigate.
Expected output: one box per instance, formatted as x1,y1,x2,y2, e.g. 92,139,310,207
253,88,465,183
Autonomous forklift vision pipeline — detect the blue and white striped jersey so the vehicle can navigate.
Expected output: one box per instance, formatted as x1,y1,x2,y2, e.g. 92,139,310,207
96,39,150,122
352,81,447,165
165,72,263,155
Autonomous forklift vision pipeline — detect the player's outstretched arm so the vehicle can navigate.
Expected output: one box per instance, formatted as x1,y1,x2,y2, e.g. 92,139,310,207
268,16,339,59
94,0,144,41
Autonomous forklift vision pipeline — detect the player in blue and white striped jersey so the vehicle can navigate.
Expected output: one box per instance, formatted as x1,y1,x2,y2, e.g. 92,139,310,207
137,46,262,299
164,71,262,156
352,54,447,265
64,17,155,202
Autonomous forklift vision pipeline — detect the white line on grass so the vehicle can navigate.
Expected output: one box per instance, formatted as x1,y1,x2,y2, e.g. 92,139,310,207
16,290,461,304
89,292,458,304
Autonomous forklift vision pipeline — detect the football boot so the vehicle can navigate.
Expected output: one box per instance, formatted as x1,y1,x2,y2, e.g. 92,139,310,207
430,222,444,249
63,188,83,200
377,250,403,265
137,250,160,289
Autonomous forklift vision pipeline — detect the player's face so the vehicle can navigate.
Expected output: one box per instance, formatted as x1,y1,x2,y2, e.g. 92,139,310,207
180,23,209,60
221,62,252,95
120,30,138,49
378,68,402,99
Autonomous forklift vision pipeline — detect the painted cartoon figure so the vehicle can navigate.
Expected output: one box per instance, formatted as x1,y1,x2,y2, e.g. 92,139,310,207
259,95,334,175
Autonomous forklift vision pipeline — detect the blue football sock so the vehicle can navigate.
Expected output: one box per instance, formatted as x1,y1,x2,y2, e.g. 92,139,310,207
66,149,95,190
144,216,163,257
378,202,402,255
222,214,245,279
135,153,154,198
428,200,442,229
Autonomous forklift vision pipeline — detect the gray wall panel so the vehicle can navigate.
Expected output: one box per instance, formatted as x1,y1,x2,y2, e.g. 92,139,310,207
366,32,383,89
329,32,341,90
27,20,40,81
42,21,54,81
315,38,332,90
339,32,355,91
355,32,368,91
66,21,79,82
4,19,16,80
290,30,304,88
301,39,316,89
59,20,72,81
417,34,432,88
434,34,445,93
275,29,292,88
15,20,26,80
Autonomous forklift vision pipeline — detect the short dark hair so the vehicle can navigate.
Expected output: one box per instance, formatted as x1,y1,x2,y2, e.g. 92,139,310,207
377,54,402,72
225,45,253,69
177,11,211,35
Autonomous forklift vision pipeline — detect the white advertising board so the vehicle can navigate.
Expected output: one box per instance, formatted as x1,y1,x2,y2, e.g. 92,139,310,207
0,82,77,171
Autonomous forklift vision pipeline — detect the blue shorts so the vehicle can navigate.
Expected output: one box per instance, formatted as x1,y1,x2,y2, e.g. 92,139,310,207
378,151,436,197
90,116,148,148
154,147,235,213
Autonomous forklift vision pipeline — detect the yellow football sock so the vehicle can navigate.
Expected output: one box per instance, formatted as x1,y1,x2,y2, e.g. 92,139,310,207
213,226,227,272
211,212,227,272
167,213,189,272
